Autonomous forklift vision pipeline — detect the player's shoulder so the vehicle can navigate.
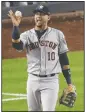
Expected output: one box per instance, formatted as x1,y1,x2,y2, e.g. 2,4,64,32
24,28,36,34
20,29,30,35
20,28,34,36
51,27,64,35
22,30,30,34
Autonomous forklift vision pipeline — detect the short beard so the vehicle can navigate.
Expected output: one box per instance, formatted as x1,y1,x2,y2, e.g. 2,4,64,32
35,22,47,30
36,24,43,28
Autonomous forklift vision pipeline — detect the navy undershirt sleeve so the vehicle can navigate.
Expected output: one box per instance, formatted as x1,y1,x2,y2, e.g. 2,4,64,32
59,52,72,84
12,26,20,40
59,52,69,67
12,26,23,50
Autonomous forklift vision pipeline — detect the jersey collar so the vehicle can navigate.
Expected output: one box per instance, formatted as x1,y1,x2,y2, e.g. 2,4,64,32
30,27,52,35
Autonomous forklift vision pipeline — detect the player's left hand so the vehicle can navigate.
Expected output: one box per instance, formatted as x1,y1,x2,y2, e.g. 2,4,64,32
59,84,77,108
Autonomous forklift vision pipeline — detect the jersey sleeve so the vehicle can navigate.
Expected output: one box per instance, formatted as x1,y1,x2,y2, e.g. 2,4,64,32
20,31,29,49
58,31,69,54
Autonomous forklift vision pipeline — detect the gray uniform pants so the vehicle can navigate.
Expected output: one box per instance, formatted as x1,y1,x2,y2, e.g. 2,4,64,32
26,73,59,111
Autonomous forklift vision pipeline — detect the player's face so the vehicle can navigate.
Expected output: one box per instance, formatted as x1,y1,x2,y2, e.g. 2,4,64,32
34,12,50,27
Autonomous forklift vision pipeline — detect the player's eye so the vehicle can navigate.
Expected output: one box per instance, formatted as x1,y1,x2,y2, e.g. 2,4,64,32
35,12,46,16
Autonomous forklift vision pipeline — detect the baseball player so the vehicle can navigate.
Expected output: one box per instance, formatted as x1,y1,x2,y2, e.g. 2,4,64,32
8,5,74,111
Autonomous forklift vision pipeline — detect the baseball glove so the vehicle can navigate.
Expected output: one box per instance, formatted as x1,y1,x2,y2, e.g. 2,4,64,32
59,85,77,108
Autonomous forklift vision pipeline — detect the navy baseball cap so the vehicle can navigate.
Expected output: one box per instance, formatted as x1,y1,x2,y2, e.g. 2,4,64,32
33,5,50,15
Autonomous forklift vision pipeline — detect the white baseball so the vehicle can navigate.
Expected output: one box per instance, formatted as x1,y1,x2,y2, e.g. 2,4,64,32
15,11,22,17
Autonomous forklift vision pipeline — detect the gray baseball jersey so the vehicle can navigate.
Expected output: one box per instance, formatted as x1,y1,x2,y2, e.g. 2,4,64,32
20,27,69,76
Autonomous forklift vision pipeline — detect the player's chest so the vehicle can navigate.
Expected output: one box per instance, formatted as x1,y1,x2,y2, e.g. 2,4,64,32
29,30,59,44
27,29,59,50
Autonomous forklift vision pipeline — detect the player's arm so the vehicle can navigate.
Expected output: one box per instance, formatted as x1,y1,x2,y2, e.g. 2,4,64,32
59,52,72,86
59,52,77,107
12,26,23,50
8,10,23,50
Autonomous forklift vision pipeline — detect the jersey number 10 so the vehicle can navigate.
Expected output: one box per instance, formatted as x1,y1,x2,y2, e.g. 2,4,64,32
48,52,55,61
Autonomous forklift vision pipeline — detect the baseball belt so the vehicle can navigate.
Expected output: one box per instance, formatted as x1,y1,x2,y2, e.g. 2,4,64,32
32,73,55,77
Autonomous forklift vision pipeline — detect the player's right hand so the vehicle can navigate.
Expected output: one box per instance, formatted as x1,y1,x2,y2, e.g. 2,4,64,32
8,10,22,26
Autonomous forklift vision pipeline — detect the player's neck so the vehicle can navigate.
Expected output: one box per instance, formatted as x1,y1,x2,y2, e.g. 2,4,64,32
35,25,48,31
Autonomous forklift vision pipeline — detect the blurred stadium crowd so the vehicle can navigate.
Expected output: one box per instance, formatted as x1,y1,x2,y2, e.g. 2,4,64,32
2,1,56,8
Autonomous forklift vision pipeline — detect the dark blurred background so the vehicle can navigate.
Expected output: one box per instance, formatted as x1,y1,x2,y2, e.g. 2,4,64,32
2,1,84,19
